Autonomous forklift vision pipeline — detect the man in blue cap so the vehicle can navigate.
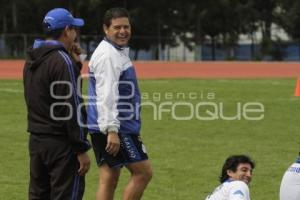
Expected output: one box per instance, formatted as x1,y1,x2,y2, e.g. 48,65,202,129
23,8,90,200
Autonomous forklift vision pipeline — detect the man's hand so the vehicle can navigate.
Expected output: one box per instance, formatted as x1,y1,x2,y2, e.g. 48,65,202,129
105,132,120,156
77,152,90,176
69,43,82,62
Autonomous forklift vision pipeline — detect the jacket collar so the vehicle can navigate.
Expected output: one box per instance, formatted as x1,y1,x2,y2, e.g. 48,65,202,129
33,39,63,49
103,37,127,51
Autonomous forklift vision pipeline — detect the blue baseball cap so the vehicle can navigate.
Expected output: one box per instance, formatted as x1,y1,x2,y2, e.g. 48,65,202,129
43,8,84,31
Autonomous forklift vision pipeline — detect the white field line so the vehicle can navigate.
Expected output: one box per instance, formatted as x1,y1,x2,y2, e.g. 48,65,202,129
0,88,23,93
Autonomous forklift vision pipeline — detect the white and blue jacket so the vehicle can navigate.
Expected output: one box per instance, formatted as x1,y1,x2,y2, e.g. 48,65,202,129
87,38,141,135
205,180,250,200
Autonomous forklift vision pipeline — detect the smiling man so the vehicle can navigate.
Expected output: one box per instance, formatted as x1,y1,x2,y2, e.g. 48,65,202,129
87,7,152,200
205,155,255,200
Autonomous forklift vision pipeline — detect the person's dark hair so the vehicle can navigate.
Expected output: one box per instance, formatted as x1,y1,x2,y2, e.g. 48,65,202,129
219,155,255,183
43,21,64,39
103,7,130,27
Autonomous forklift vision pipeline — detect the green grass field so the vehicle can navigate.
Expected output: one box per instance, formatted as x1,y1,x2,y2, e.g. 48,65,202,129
0,78,299,200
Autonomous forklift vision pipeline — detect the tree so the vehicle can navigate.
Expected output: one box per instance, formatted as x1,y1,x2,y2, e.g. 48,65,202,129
184,0,257,60
0,0,10,33
0,0,290,60
126,0,179,59
278,0,300,59
251,0,280,59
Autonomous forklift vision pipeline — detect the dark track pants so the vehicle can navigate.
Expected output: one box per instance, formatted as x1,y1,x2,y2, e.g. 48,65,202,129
29,134,85,200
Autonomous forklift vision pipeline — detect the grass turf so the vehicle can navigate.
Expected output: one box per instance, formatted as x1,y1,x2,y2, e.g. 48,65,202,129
0,78,299,199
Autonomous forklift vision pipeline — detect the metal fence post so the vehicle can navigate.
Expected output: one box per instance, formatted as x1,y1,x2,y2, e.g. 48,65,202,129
23,34,27,58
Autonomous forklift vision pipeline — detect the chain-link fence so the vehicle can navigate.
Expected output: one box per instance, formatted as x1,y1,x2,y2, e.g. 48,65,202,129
1,33,300,61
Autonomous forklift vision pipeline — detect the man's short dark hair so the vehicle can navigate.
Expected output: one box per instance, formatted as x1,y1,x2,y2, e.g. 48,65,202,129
103,7,130,27
219,155,255,183
43,21,64,39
